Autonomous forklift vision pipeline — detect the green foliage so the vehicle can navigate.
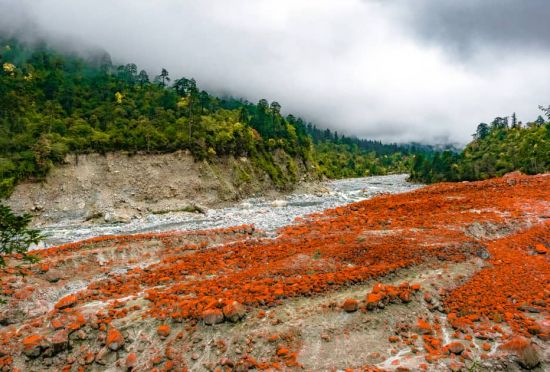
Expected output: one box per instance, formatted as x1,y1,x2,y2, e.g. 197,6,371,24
314,142,412,178
0,38,316,193
411,114,550,183
0,204,42,266
0,38,433,193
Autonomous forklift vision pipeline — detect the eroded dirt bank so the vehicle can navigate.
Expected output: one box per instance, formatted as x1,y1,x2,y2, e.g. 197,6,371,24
0,173,549,371
5,151,317,226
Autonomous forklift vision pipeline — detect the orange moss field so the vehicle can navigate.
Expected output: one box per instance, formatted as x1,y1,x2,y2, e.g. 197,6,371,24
0,173,548,370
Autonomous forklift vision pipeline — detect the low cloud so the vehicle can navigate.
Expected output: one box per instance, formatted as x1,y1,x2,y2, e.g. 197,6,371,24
1,0,549,144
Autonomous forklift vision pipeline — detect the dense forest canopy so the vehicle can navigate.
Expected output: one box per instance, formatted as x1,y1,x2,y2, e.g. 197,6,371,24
0,38,433,197
410,112,550,183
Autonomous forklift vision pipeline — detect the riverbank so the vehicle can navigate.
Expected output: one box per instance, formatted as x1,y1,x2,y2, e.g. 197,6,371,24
4,150,318,229
31,174,420,247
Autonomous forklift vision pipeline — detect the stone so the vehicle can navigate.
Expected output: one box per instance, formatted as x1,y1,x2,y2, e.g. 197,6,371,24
342,298,359,312
448,361,465,371
202,309,224,325
95,346,117,365
222,301,246,322
54,294,77,310
106,327,124,351
47,330,69,355
157,325,171,338
44,270,63,283
270,200,288,208
22,335,47,358
446,341,465,355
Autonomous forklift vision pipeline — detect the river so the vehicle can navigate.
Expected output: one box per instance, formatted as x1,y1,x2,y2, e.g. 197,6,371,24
38,174,422,247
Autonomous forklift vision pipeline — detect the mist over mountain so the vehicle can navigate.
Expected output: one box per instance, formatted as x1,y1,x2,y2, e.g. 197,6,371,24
2,0,550,144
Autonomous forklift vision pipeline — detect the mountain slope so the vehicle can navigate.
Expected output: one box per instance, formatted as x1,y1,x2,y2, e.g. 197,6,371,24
0,38,432,199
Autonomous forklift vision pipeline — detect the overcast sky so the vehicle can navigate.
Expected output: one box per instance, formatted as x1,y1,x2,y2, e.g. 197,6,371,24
2,0,549,144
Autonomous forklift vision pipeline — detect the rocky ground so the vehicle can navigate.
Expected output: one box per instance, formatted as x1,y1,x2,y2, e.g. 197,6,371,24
0,173,549,371
5,151,318,227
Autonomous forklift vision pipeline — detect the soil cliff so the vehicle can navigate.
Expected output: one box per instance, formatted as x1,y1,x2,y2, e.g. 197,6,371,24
5,151,317,226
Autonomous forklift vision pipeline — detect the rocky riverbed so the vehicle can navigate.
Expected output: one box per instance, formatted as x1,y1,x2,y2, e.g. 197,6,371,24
36,174,421,247
1,173,548,371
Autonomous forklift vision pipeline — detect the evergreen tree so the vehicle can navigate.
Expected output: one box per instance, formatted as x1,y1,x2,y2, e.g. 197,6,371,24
0,204,42,266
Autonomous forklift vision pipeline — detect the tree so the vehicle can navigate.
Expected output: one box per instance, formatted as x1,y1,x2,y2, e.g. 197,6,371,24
511,112,519,129
270,101,281,114
0,204,42,266
156,68,170,87
534,115,545,126
137,70,149,87
491,117,508,130
474,123,490,140
538,105,550,120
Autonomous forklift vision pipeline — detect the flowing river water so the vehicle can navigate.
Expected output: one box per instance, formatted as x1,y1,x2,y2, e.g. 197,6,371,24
38,174,422,247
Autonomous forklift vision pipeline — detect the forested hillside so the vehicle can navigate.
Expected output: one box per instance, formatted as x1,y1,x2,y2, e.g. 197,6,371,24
0,38,435,197
411,113,550,183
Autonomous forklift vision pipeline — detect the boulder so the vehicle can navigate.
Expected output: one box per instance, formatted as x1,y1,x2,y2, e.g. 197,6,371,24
22,334,47,358
342,298,359,312
157,324,171,338
54,294,78,310
222,301,246,322
202,309,224,325
445,341,465,355
500,336,541,370
106,327,124,351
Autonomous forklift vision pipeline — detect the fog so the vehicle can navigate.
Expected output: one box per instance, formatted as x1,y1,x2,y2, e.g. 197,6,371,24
2,0,550,144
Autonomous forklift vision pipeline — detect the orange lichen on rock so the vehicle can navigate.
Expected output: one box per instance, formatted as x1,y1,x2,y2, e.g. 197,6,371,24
156,325,171,338
0,173,548,371
499,336,542,369
444,222,550,337
54,294,77,310
222,301,246,322
21,335,45,358
126,352,137,369
201,309,224,325
105,327,124,351
342,298,359,312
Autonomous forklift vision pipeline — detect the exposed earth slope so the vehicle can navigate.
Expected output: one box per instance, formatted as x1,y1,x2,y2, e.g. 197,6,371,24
0,173,549,371
5,151,315,227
